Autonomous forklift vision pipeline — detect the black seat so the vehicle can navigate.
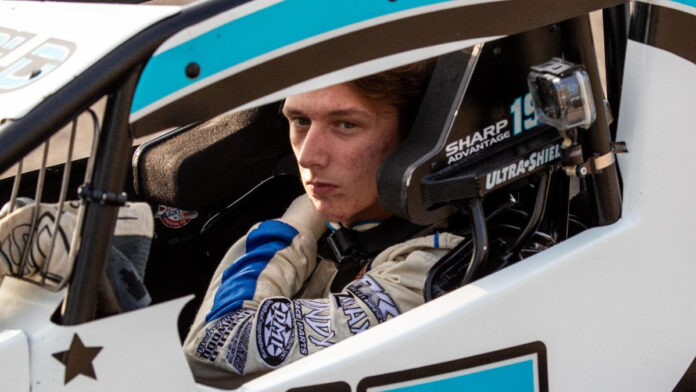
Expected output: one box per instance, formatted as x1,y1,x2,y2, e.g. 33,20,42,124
200,171,304,265
132,101,292,212
130,102,302,340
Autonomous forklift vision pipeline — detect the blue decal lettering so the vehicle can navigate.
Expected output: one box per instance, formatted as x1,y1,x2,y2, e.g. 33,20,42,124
0,38,75,92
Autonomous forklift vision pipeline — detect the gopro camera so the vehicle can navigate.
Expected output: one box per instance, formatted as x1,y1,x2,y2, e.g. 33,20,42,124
527,58,595,130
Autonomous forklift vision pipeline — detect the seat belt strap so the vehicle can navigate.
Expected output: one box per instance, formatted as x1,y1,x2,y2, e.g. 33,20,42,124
319,216,427,272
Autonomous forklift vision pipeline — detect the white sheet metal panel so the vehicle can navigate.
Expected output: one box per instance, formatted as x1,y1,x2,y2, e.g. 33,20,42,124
234,40,696,392
0,277,197,391
0,329,29,392
0,1,179,121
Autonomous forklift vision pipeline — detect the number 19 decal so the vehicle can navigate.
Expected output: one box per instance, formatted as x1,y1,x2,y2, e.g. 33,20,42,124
510,92,538,135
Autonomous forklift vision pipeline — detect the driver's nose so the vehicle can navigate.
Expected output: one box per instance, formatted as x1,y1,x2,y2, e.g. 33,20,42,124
297,125,329,169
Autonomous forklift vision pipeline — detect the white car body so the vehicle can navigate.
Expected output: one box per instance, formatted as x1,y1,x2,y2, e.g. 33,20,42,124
0,0,695,391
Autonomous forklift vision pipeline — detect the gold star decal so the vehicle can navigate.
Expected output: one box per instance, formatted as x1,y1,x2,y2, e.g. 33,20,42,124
52,333,103,384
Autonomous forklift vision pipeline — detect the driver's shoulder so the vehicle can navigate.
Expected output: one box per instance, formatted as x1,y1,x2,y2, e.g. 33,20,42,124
371,231,465,270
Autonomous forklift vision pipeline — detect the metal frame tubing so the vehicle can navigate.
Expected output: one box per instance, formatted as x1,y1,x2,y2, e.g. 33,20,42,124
460,198,488,286
62,69,139,325
603,3,628,139
564,14,623,225
628,2,653,44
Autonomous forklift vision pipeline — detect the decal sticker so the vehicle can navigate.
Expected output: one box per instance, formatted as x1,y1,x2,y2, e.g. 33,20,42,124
484,143,561,191
510,92,538,136
674,356,696,392
154,205,198,229
197,309,253,362
256,298,294,367
347,275,399,323
131,0,459,116
0,27,34,60
357,341,548,392
226,319,252,375
445,93,540,166
298,299,335,348
336,294,371,335
130,0,625,134
0,29,75,92
672,0,696,9
445,119,511,165
52,333,103,385
293,300,309,355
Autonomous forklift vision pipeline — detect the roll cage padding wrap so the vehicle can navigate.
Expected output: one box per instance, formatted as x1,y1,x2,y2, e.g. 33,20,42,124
132,102,291,211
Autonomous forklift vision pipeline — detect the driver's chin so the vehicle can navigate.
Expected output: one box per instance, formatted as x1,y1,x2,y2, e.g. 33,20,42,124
309,197,351,224
319,205,348,224
308,193,383,226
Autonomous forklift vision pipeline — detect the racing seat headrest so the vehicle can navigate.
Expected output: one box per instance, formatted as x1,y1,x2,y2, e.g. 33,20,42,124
132,102,293,212
378,27,565,226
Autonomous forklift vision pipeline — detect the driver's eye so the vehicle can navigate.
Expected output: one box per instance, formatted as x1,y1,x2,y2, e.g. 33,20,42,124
340,121,357,129
293,117,311,127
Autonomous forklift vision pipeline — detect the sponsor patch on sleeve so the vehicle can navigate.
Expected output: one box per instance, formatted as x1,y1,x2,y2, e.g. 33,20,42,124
226,319,252,375
347,275,400,323
256,298,295,367
335,294,371,335
295,299,335,349
197,309,253,363
293,300,309,356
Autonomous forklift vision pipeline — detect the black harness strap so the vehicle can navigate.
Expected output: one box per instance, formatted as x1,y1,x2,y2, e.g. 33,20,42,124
318,216,427,291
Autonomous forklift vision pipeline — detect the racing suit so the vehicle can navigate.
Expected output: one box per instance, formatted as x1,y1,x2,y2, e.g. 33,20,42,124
183,195,464,385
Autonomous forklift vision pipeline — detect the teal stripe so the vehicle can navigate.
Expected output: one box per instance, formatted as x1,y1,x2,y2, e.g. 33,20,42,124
672,0,696,8
131,0,454,114
383,360,536,392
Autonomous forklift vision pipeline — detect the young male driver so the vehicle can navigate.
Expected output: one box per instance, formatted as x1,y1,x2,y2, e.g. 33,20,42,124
183,63,464,386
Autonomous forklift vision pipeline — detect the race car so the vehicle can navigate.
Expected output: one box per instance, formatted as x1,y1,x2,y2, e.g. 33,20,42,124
1,0,695,391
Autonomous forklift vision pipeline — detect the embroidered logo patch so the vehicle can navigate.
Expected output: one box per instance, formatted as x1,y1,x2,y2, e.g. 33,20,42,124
256,298,294,367
293,300,309,356
298,300,335,349
197,309,252,362
226,319,252,375
335,294,371,335
154,205,198,229
347,276,400,323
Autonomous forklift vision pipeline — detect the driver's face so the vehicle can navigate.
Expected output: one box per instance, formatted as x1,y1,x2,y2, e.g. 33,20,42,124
284,83,400,226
